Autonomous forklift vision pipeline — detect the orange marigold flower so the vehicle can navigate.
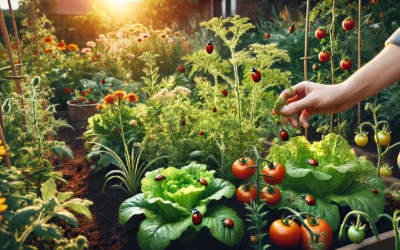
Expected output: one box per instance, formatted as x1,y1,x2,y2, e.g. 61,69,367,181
125,93,139,103
96,104,104,109
104,94,116,104
42,36,53,44
44,48,52,54
67,43,79,51
56,41,67,50
114,90,126,99
159,33,167,39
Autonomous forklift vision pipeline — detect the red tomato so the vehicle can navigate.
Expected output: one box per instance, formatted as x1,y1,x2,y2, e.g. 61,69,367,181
232,158,256,180
262,163,285,185
269,219,302,248
236,185,258,204
342,18,355,31
301,218,333,250
315,29,327,39
264,33,270,39
261,186,281,205
340,59,352,70
318,51,330,63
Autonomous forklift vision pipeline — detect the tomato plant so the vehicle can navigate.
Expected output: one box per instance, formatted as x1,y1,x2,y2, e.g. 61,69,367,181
348,226,365,244
342,18,355,31
340,59,352,71
379,164,392,177
262,162,285,185
261,186,281,205
301,217,333,250
236,185,258,204
315,28,327,40
232,157,256,180
269,219,302,248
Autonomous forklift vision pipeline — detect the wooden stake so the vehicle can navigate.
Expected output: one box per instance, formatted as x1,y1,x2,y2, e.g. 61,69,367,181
0,8,23,98
7,0,23,76
0,93,12,169
357,0,361,125
303,0,310,139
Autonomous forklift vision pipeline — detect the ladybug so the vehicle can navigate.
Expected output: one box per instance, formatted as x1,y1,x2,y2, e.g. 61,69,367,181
212,107,217,113
180,119,186,126
206,40,214,54
371,188,378,195
177,65,185,73
264,33,270,39
249,235,259,244
223,218,234,228
279,128,289,141
307,159,319,167
301,194,316,206
251,68,261,82
199,130,204,136
155,174,166,181
191,208,203,225
289,23,295,33
198,178,208,186
313,63,318,71
221,89,228,96
100,79,105,84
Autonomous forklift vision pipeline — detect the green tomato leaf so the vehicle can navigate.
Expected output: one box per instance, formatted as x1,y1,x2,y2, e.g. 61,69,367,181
137,216,192,250
202,206,244,246
41,178,57,202
119,193,158,224
330,176,385,223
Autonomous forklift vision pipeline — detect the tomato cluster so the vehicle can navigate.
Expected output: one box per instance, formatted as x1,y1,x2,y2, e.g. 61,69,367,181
269,217,333,250
232,158,286,205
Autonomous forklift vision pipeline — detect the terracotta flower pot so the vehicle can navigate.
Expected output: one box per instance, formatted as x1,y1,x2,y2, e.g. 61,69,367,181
67,100,99,122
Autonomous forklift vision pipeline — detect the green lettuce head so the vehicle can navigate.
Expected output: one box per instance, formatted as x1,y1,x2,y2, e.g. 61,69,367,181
267,134,385,231
119,162,244,250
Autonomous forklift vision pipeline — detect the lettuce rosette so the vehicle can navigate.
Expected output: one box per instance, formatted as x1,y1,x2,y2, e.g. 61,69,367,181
267,133,385,231
119,162,244,250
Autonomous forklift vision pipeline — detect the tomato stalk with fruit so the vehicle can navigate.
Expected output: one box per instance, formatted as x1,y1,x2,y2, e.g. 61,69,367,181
379,210,400,249
358,103,400,176
338,211,380,245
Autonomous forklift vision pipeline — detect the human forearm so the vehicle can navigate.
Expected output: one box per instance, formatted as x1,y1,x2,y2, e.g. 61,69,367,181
339,44,400,105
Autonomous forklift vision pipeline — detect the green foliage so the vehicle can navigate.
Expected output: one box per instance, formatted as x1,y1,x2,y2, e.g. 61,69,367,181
4,77,72,187
244,201,270,250
0,175,92,249
267,134,385,231
118,162,243,250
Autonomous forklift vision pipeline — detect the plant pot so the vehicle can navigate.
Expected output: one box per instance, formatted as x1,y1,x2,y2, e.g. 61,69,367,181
67,100,99,122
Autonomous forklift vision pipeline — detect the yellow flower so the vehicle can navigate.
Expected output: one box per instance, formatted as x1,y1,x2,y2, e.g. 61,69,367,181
67,43,79,51
56,41,67,50
114,90,126,100
42,36,53,44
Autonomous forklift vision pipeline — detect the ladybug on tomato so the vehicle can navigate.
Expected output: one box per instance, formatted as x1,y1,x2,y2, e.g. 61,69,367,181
302,194,316,206
191,208,203,225
198,178,208,186
155,174,166,181
206,40,214,54
223,218,234,228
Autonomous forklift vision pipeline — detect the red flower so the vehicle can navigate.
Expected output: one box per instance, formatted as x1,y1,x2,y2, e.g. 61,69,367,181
100,79,105,84
104,94,116,104
53,55,57,59
79,97,85,102
64,87,71,94
81,90,87,96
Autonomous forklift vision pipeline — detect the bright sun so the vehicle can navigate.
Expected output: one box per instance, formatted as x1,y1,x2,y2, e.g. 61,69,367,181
110,0,140,5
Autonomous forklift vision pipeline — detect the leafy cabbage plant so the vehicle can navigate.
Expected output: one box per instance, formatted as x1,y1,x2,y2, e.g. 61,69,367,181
267,134,385,231
119,162,244,250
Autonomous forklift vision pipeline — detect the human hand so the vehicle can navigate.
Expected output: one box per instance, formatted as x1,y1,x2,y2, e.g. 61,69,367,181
273,81,354,128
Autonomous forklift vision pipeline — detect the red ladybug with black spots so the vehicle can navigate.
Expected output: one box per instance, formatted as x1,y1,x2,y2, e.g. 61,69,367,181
198,178,208,186
192,208,203,225
371,188,378,195
155,174,166,181
289,23,295,33
223,218,234,228
302,194,316,206
206,40,214,54
279,128,289,141
178,65,185,73
307,159,319,167
251,68,261,82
